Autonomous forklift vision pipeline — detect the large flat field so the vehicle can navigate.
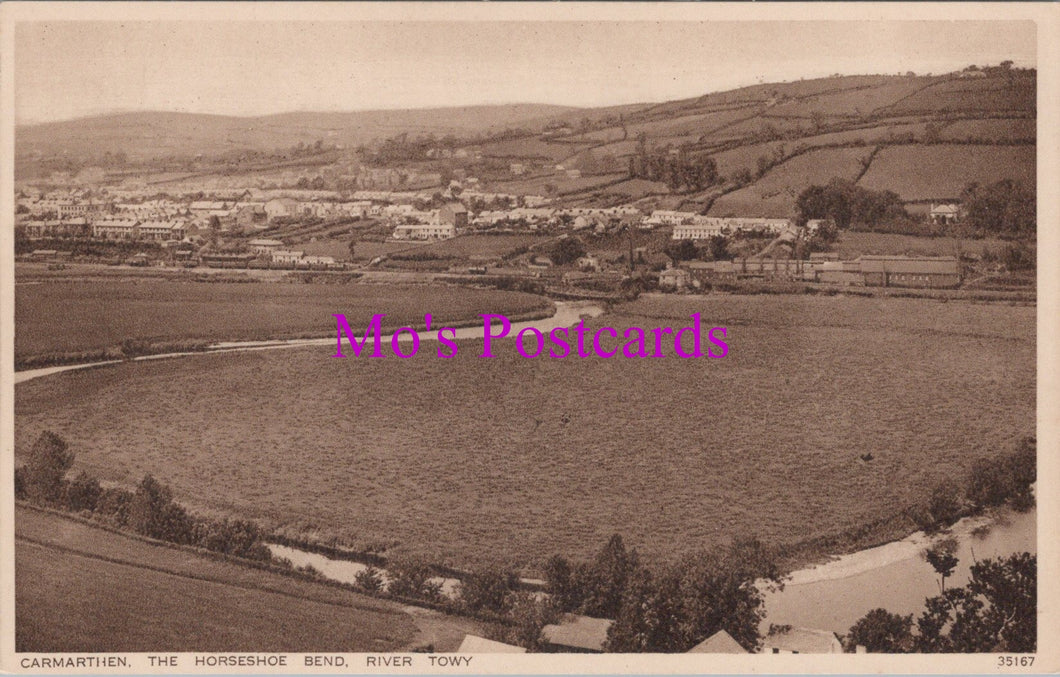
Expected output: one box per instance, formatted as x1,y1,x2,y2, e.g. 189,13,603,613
14,294,1034,573
831,231,1011,259
15,281,551,359
15,506,454,652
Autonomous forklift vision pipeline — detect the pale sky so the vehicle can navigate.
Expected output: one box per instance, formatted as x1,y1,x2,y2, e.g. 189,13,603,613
15,20,1036,124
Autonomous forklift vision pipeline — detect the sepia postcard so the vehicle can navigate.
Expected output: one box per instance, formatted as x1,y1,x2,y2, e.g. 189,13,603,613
1,2,1058,674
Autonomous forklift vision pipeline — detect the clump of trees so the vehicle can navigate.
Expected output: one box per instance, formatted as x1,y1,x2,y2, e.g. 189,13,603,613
628,141,720,192
960,180,1035,238
16,431,271,561
796,178,908,231
909,437,1035,534
846,551,1035,653
542,236,587,266
544,534,779,652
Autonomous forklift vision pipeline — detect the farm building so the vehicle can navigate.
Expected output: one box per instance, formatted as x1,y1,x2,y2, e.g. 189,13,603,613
541,614,612,653
857,255,960,288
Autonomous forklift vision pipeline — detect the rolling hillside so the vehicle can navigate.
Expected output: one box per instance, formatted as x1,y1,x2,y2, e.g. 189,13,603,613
477,70,1036,215
16,69,1036,218
15,104,577,161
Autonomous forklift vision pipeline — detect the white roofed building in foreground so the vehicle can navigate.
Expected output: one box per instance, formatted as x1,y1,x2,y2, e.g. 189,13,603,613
456,635,526,654
687,629,748,654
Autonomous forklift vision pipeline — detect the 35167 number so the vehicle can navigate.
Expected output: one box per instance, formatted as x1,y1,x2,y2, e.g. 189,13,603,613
998,655,1034,668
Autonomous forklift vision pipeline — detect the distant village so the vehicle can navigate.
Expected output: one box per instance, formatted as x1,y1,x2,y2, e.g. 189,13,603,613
16,178,964,290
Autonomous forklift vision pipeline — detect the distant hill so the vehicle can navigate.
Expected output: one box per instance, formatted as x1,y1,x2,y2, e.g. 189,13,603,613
15,104,577,161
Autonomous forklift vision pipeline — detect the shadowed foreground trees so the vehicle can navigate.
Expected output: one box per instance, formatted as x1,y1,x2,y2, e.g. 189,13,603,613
846,552,1036,653
545,534,779,652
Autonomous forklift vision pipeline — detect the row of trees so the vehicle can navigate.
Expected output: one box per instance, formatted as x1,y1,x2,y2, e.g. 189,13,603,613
544,534,780,652
15,431,271,560
628,145,720,192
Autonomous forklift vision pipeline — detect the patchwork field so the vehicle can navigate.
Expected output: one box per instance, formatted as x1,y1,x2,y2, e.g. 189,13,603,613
15,281,551,359
15,295,1035,574
709,147,874,217
858,144,1036,201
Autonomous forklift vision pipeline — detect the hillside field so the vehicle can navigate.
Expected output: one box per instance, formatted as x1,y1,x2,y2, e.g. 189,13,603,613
858,144,1035,201
14,295,1034,573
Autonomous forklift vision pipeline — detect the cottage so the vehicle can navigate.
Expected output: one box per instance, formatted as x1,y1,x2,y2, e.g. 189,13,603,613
930,203,961,225
541,615,612,653
659,267,692,290
137,220,186,241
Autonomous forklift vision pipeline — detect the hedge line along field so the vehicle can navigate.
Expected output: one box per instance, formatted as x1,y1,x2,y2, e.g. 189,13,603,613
16,507,428,652
14,295,1034,574
14,281,552,359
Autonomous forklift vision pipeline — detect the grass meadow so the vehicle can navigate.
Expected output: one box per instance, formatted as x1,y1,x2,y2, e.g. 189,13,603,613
14,294,1034,574
16,507,423,652
858,144,1035,201
15,281,551,359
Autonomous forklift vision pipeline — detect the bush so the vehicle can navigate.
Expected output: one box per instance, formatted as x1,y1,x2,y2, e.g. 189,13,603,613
127,474,194,544
355,565,386,593
21,431,74,505
966,437,1035,511
387,556,443,601
847,608,914,653
195,517,269,559
64,471,103,513
94,486,133,526
457,568,519,615
927,479,964,529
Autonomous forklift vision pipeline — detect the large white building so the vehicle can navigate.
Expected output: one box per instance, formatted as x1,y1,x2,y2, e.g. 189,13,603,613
392,222,456,240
